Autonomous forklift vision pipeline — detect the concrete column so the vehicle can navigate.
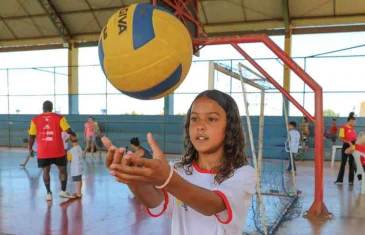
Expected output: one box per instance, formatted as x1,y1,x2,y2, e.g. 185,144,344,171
164,94,174,115
208,61,215,90
283,32,292,116
68,43,79,114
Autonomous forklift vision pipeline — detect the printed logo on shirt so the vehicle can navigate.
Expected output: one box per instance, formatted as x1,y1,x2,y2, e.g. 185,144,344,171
177,199,188,212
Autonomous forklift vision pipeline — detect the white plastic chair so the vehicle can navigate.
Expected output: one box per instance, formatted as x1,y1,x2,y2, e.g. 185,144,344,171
353,150,365,194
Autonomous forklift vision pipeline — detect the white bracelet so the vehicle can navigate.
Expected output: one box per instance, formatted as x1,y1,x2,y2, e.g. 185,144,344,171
155,165,174,189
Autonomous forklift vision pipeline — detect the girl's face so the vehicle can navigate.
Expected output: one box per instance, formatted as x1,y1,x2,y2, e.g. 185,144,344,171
88,118,94,123
130,144,138,151
189,97,227,155
348,119,356,127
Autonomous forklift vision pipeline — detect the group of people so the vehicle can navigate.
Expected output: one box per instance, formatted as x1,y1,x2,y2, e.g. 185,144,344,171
25,101,154,201
21,89,365,234
26,90,257,235
296,112,365,185
334,112,365,185
284,115,361,176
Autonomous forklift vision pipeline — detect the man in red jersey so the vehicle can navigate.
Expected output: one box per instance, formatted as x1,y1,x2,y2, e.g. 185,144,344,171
28,101,76,201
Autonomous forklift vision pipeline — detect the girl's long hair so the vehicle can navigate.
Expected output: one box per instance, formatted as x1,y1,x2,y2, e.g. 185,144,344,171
175,90,248,184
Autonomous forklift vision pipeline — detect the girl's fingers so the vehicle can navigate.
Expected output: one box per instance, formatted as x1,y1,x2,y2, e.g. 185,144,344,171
126,156,154,168
112,147,124,165
101,136,112,149
147,133,168,164
110,162,152,176
111,169,151,183
122,150,134,166
105,146,116,169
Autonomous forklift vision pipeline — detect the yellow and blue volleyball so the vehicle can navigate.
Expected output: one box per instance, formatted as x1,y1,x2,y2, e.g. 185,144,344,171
98,3,193,100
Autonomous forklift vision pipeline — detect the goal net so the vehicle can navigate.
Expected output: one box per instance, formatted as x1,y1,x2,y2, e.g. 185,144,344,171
211,62,301,235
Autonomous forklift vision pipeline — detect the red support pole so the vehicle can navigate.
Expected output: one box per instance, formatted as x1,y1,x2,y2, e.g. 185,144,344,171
194,35,330,218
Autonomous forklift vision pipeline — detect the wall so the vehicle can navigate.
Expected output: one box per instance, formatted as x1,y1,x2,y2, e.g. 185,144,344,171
1,114,364,161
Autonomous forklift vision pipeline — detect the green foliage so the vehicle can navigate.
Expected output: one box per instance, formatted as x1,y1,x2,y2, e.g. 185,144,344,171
323,109,339,117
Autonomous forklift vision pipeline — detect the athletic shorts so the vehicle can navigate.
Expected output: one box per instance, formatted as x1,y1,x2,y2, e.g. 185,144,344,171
37,156,67,168
95,135,103,149
72,175,82,182
87,135,95,141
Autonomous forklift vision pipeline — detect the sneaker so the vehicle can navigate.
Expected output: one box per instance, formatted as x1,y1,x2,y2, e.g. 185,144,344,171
334,181,343,185
349,182,354,186
46,192,52,201
59,190,76,199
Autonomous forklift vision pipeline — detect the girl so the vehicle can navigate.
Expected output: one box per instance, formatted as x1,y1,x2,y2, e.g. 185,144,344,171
83,116,96,160
130,137,153,159
102,90,256,235
335,112,357,185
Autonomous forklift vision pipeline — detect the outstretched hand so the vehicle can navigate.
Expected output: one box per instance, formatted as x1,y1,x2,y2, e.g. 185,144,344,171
102,133,171,187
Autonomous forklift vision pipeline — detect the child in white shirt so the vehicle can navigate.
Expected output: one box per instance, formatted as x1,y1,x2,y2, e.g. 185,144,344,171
286,121,301,173
67,135,83,198
102,90,257,235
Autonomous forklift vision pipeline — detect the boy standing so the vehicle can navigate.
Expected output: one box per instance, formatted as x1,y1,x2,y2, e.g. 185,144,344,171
287,121,301,173
330,118,338,145
67,135,83,198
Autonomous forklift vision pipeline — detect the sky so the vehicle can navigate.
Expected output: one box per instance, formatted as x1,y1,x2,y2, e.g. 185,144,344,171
1,32,365,117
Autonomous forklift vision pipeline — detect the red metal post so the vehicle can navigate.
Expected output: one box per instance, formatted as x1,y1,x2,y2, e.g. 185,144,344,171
194,35,330,218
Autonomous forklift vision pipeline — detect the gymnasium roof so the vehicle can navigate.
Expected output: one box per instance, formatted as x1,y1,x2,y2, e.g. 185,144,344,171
1,0,365,52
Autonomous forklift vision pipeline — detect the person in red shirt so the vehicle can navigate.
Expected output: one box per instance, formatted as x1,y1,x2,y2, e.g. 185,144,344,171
345,131,365,180
28,101,77,201
330,118,338,145
334,112,357,185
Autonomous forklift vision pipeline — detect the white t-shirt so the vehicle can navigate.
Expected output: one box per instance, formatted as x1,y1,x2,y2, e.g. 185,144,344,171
147,162,256,235
68,146,83,177
61,132,70,150
288,129,301,153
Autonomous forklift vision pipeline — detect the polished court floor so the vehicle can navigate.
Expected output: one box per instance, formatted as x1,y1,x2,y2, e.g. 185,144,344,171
1,148,365,235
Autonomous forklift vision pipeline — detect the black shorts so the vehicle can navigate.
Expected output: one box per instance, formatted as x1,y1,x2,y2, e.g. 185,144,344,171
38,156,67,168
95,135,103,149
72,175,82,182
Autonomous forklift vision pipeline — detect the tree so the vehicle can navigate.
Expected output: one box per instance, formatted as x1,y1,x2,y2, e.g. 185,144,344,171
323,109,339,117
131,110,138,115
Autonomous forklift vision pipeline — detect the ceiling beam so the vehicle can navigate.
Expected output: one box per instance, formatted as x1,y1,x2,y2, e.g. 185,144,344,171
16,0,44,37
282,0,290,35
3,14,365,52
1,6,122,20
0,16,18,39
36,0,71,42
84,0,103,30
204,14,365,35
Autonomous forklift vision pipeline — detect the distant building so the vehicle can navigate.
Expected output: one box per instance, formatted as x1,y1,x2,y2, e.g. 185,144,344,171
360,102,365,117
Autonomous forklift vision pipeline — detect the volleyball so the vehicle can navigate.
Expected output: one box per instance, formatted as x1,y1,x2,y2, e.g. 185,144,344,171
98,3,193,100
